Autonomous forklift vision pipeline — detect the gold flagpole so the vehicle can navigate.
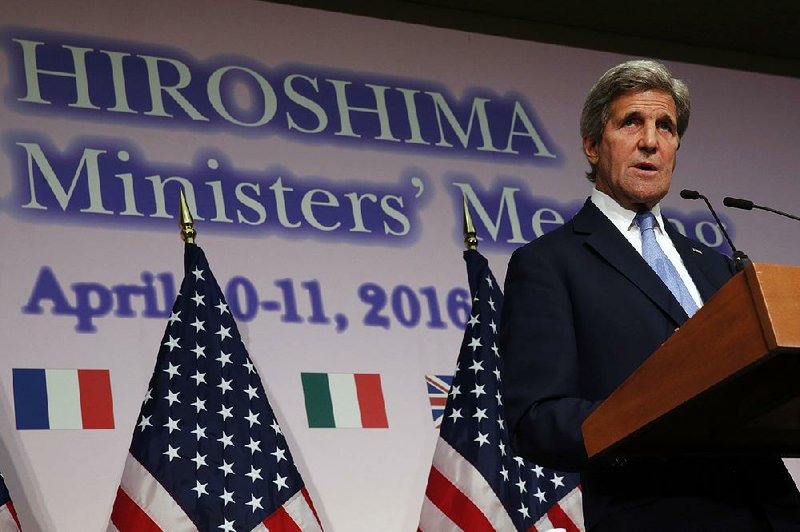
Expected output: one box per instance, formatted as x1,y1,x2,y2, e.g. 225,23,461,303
179,189,196,244
463,197,478,250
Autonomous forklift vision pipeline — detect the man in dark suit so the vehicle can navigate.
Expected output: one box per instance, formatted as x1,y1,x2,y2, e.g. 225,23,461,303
500,60,800,531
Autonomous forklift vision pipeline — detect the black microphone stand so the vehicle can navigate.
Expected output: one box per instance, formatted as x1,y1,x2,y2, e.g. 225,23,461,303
680,190,751,272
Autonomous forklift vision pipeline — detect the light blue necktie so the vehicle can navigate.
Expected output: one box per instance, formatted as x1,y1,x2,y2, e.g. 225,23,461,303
634,211,699,317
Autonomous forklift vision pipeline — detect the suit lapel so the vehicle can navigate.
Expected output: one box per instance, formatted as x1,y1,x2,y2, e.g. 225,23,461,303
573,200,689,326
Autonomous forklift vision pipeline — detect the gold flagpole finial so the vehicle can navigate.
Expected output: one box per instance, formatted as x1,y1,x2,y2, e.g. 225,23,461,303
463,197,478,250
179,189,196,244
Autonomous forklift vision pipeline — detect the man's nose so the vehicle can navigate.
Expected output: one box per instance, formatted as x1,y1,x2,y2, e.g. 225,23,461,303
638,123,658,152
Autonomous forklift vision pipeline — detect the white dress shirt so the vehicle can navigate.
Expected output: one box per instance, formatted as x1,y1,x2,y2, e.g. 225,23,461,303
590,188,704,308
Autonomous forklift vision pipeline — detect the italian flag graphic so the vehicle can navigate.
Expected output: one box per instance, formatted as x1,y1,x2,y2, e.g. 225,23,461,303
301,373,388,428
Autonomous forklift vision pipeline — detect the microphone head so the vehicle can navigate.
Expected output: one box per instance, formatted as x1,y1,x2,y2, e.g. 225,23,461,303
680,189,701,200
723,197,754,210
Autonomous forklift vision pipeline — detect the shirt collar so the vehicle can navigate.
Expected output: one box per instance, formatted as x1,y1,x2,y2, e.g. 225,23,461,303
590,188,665,233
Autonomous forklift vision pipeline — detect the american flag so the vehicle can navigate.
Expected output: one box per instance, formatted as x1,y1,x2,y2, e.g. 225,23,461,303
109,244,322,532
0,473,21,531
419,250,584,531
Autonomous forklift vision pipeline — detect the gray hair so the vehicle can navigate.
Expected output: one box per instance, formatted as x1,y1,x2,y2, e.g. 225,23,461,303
580,59,690,182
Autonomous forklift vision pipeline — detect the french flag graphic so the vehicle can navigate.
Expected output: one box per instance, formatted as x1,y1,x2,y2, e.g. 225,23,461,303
13,368,114,430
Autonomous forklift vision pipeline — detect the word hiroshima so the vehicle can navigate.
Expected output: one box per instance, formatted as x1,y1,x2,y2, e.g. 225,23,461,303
10,34,556,160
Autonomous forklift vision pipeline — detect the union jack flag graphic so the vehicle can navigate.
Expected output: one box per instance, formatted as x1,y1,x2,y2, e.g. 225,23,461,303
425,374,453,429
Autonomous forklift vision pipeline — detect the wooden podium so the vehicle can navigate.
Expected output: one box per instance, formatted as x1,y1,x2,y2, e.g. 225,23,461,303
582,263,800,458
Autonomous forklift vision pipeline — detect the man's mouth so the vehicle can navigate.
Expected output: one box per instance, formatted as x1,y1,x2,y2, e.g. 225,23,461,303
633,162,658,172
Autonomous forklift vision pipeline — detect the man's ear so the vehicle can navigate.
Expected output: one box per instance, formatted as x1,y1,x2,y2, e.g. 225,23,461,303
583,136,599,165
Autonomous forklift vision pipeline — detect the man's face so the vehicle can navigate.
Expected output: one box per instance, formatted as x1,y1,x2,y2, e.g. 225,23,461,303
583,89,680,211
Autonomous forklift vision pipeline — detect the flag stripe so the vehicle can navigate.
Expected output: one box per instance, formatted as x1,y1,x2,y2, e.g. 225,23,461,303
299,487,323,528
328,373,362,428
530,486,583,532
547,500,579,532
7,502,20,531
429,397,447,406
110,486,162,532
556,486,584,531
0,501,21,531
262,506,301,532
282,489,324,531
252,490,323,532
13,368,49,429
419,494,462,532
425,467,493,532
354,373,388,428
46,369,83,429
301,373,335,428
119,453,198,531
432,438,517,530
530,514,554,532
78,369,115,429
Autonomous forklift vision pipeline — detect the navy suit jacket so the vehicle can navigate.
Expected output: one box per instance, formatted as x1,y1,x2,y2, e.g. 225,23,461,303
500,199,800,530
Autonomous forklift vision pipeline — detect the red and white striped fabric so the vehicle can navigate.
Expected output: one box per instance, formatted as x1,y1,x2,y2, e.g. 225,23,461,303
419,439,583,532
108,454,322,532
251,490,323,532
108,453,196,531
529,487,583,532
0,500,21,532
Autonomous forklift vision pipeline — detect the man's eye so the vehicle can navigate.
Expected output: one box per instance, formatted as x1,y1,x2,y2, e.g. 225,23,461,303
658,122,675,133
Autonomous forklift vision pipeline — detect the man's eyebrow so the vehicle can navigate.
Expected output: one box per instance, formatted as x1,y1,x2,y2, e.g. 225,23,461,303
618,110,642,123
657,113,676,124
617,110,676,125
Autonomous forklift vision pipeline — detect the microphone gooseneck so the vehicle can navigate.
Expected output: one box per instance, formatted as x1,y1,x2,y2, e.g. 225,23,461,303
679,189,751,272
